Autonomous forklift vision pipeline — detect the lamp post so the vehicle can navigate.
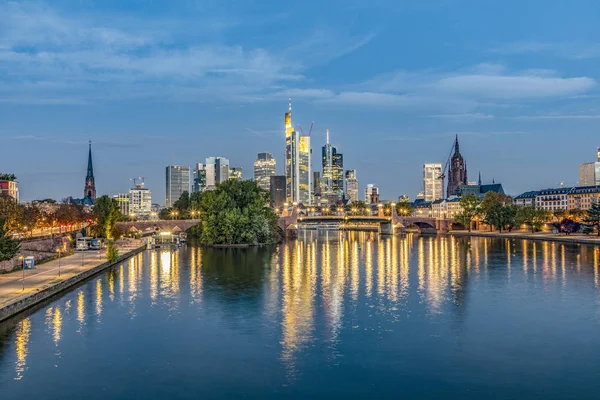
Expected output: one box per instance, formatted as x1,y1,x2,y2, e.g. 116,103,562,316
56,247,61,277
20,256,24,291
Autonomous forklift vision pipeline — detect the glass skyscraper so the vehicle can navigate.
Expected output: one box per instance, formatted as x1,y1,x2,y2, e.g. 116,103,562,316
284,100,311,205
423,163,443,202
345,170,358,204
193,163,207,193
205,156,230,189
165,165,190,207
254,153,276,190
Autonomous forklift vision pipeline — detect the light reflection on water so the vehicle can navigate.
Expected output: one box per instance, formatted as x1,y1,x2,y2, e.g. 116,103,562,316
1,233,600,398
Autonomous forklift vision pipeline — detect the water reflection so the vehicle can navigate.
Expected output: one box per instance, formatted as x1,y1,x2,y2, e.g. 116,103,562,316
3,234,600,396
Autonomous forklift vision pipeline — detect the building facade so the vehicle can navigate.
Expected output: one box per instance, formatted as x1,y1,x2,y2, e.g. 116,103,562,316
365,184,379,205
193,163,207,193
321,130,343,199
423,163,443,202
578,162,600,186
514,191,538,207
165,165,190,207
229,167,243,181
270,175,287,209
535,187,571,212
129,184,152,219
254,153,276,190
0,179,19,202
345,170,358,204
431,198,463,219
284,100,311,205
113,193,130,217
567,186,600,210
205,157,229,189
447,136,468,197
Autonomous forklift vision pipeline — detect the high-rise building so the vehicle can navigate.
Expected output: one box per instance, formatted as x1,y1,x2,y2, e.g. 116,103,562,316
284,99,311,205
129,182,152,219
447,135,468,197
345,170,358,203
113,193,130,216
84,141,96,203
270,175,287,208
321,130,344,199
423,163,443,202
578,148,600,186
229,167,243,181
254,152,276,190
205,156,230,189
165,165,190,207
193,163,207,193
365,184,379,205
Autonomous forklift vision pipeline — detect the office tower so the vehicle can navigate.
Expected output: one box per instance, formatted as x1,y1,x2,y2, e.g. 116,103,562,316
447,135,468,197
113,193,130,216
321,130,344,198
284,99,311,205
578,148,600,186
84,141,96,202
193,163,207,193
345,170,358,203
165,165,190,207
423,163,443,202
254,152,277,190
270,175,287,208
129,182,152,219
365,184,379,205
229,167,243,181
205,156,230,189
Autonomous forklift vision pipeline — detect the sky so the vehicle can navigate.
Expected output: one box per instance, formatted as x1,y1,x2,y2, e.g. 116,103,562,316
2,0,600,203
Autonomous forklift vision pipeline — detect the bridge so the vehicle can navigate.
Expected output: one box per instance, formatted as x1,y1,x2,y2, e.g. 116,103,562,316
116,220,201,237
278,204,457,237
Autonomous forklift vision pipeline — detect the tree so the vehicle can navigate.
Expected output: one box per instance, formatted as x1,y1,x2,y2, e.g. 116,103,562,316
455,194,480,232
91,196,122,239
396,200,414,217
560,218,580,235
0,217,20,261
0,196,24,233
106,241,119,263
0,173,17,181
584,202,600,236
199,180,280,245
501,204,518,232
173,191,191,218
516,206,548,233
480,192,511,231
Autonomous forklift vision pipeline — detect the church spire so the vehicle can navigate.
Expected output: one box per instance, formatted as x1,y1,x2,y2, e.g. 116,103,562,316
87,140,94,178
478,171,482,186
454,134,460,154
84,140,96,202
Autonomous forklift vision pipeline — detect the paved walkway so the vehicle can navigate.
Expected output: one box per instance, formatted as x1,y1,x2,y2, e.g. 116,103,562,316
450,230,600,245
0,239,143,308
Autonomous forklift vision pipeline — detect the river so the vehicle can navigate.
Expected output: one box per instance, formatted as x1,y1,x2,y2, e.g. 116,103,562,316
1,232,600,399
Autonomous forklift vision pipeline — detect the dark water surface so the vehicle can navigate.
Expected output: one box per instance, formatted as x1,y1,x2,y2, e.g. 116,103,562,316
2,232,600,399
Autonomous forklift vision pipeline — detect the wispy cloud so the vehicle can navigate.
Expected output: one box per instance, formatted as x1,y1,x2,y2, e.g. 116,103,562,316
512,114,600,120
491,41,600,60
425,113,495,121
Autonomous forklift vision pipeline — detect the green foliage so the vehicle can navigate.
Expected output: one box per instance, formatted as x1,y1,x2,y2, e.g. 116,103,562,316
106,240,119,263
455,194,480,232
91,195,122,239
0,173,17,181
0,196,24,232
396,200,414,217
35,198,57,203
480,192,512,230
516,206,548,233
584,202,600,236
348,201,369,216
199,180,280,245
0,217,21,261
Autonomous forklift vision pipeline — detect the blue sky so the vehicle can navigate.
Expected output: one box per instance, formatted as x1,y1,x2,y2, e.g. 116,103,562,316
2,0,600,202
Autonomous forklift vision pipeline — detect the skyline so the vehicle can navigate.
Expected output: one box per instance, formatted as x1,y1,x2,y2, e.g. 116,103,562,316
3,0,600,201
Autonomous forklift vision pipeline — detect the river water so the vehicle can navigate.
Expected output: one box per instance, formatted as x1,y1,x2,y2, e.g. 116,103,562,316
1,232,600,399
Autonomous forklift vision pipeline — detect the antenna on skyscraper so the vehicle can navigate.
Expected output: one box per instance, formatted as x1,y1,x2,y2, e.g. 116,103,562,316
288,97,292,112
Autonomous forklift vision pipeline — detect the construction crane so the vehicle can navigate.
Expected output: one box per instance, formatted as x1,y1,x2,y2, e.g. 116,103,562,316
438,142,455,199
297,121,314,136
130,177,145,187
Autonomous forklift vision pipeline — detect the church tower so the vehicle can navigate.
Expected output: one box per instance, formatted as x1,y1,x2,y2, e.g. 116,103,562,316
84,141,96,201
447,135,468,197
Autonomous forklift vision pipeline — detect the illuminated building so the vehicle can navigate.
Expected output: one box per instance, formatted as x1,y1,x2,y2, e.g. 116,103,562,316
192,163,207,193
270,175,286,208
365,184,379,205
205,157,229,189
321,130,344,199
284,99,311,205
514,191,538,207
254,152,276,190
432,198,463,219
447,136,468,197
568,186,600,210
129,182,152,219
423,163,443,202
535,187,571,211
165,165,190,207
229,167,243,181
112,193,130,216
0,179,18,202
345,170,358,203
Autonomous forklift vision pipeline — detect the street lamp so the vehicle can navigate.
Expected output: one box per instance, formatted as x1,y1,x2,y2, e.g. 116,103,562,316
56,247,61,277
19,255,24,291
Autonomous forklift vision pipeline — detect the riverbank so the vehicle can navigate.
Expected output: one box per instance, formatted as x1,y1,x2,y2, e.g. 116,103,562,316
449,230,600,246
0,239,145,322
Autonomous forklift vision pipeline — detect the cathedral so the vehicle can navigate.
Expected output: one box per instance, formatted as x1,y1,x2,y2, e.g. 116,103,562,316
83,141,96,205
447,135,468,197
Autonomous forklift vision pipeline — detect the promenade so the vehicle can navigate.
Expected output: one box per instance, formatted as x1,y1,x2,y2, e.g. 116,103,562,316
450,230,600,245
0,239,144,319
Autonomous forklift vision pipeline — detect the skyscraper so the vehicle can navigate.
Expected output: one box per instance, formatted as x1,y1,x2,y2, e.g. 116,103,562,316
345,170,358,203
447,136,468,197
129,182,152,219
205,156,230,189
229,167,243,181
165,165,190,207
321,130,344,198
270,175,287,208
193,163,207,193
84,141,96,202
254,153,276,190
578,147,600,186
423,163,443,202
284,99,311,205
